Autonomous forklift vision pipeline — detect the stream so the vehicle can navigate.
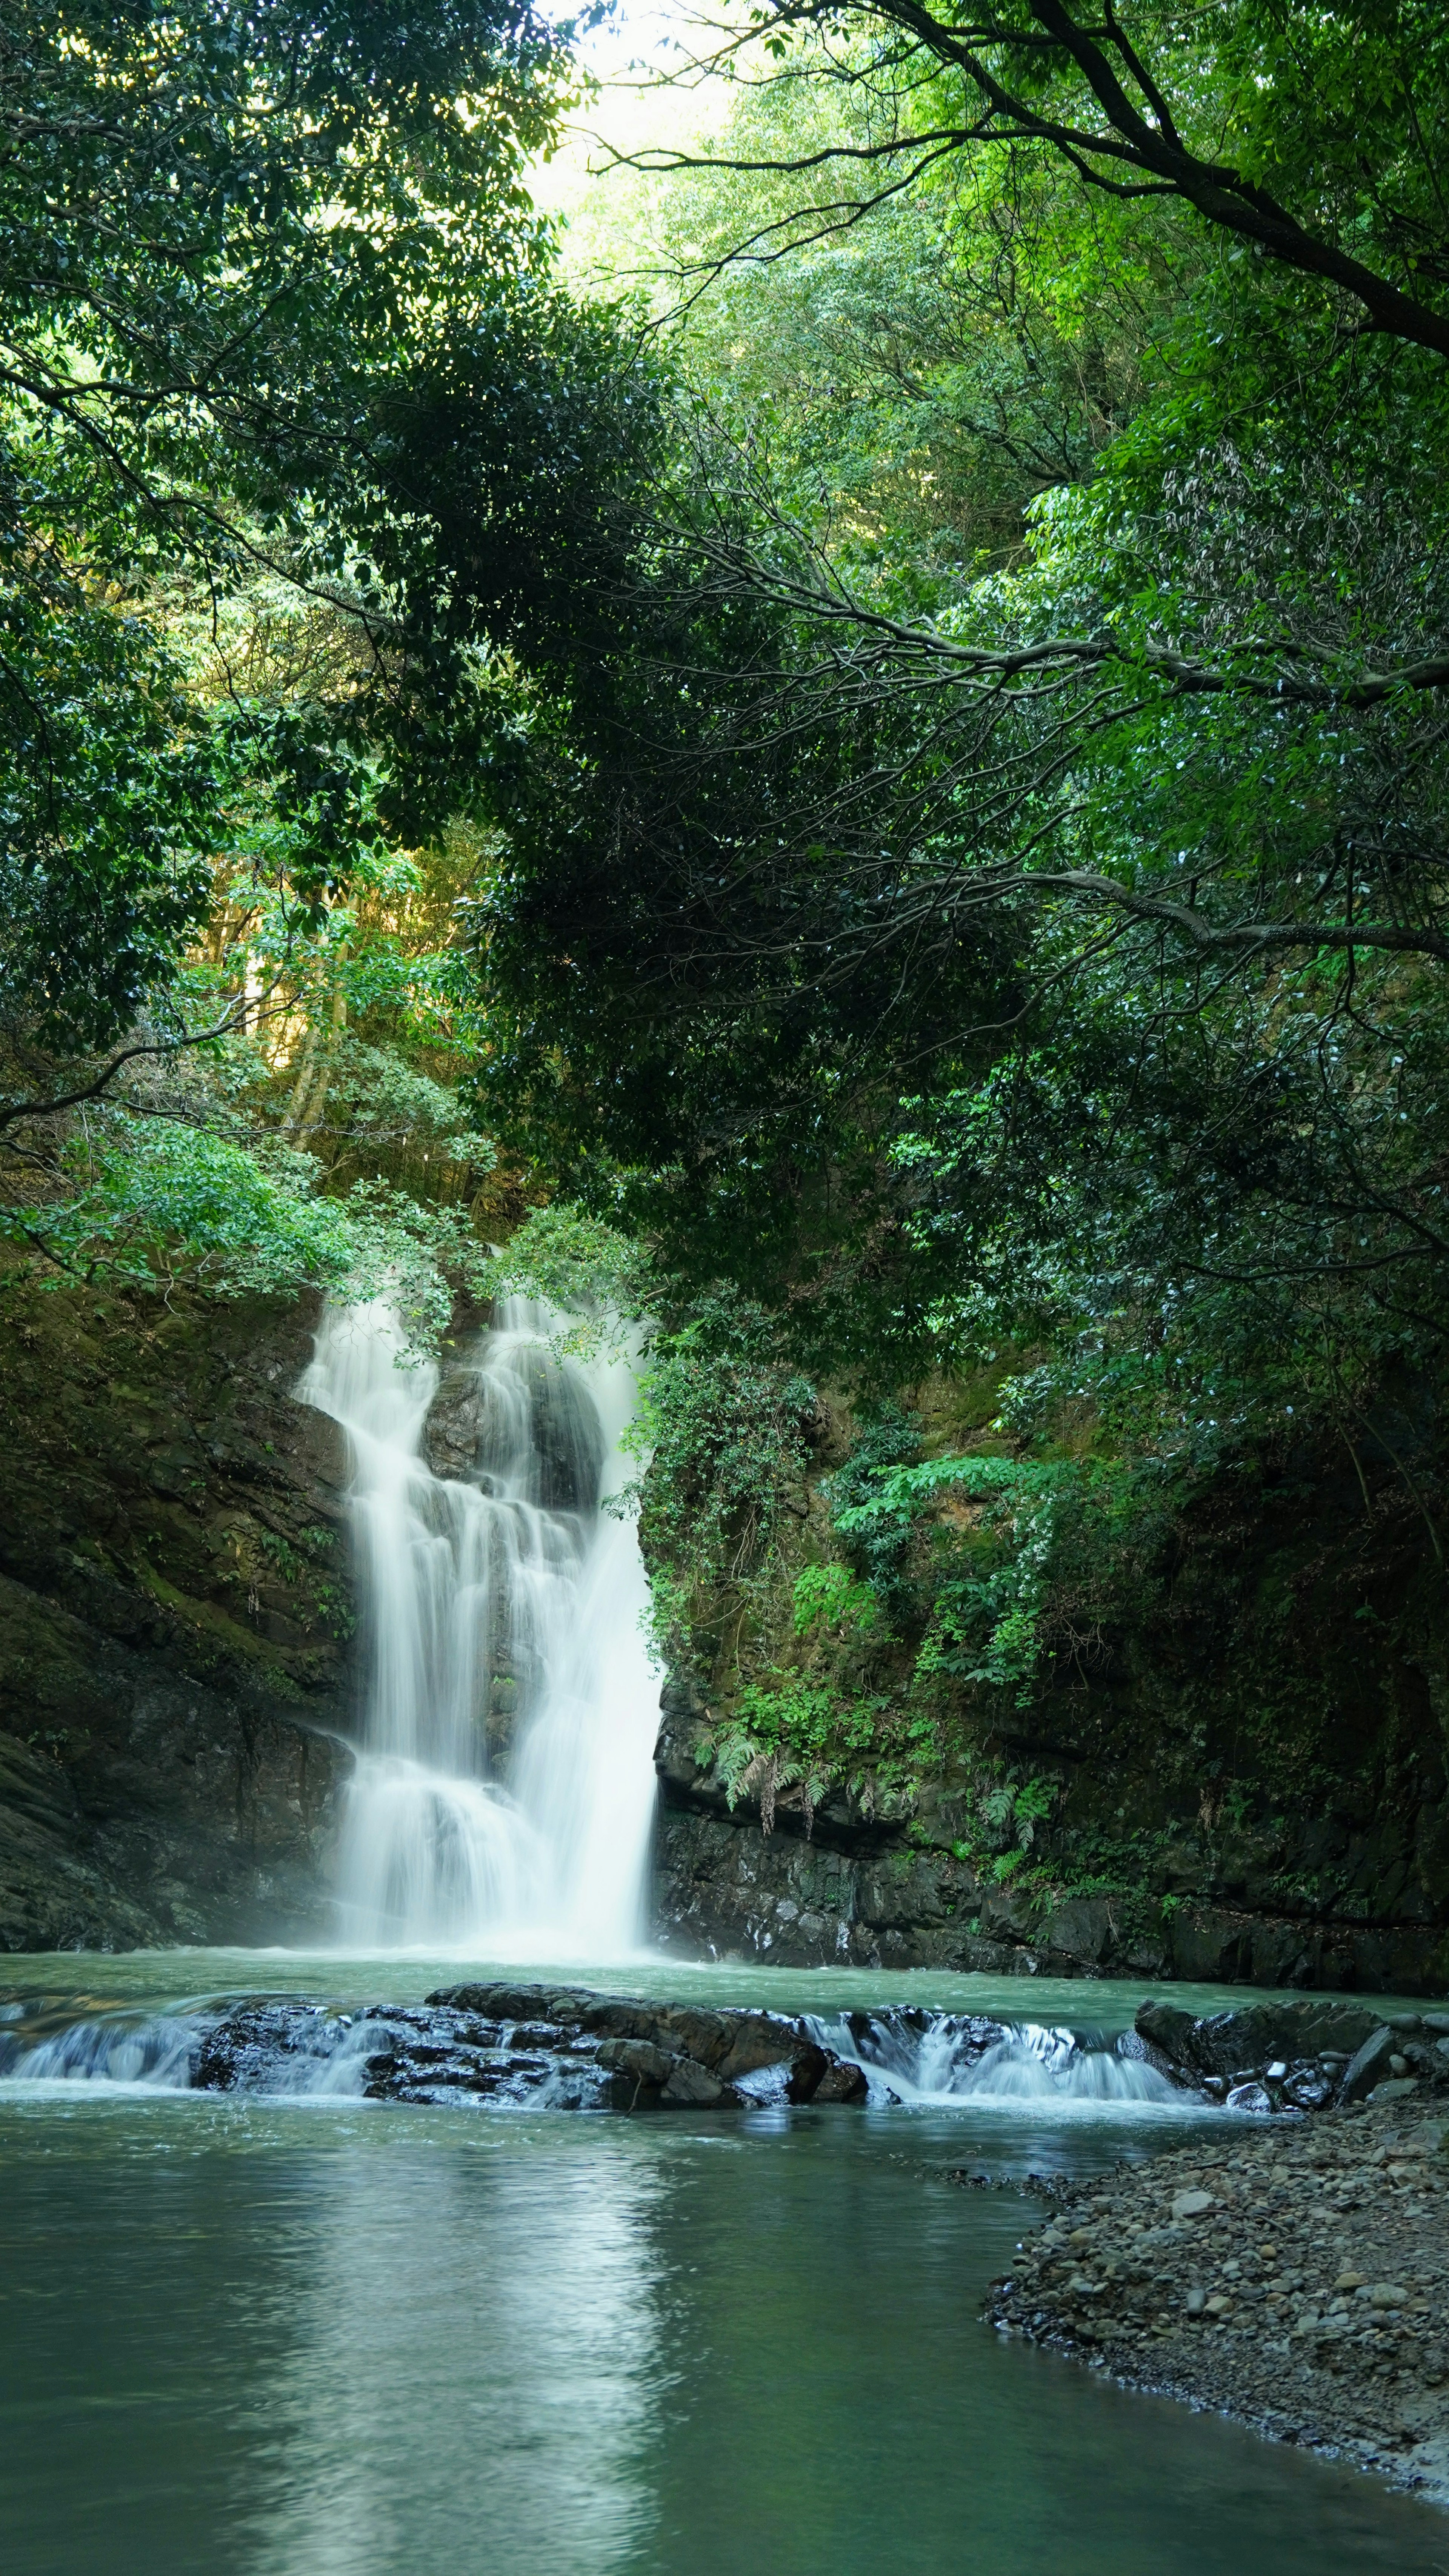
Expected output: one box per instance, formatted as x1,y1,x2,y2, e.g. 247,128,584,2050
4,1951,1449,2575
5,1307,1447,2570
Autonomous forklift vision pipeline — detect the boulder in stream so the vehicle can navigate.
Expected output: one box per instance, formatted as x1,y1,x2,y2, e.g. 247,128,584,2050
185,1983,869,2111
1135,1996,1449,2113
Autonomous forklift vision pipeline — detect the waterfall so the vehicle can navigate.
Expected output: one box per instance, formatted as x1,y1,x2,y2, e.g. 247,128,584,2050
299,1296,660,1955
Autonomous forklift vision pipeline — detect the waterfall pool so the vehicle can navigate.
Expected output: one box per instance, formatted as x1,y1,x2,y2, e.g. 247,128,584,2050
3,1952,1446,2575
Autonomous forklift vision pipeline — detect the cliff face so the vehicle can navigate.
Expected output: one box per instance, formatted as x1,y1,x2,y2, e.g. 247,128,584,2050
0,1267,351,1950
650,1424,1449,1996
6,1261,1448,1994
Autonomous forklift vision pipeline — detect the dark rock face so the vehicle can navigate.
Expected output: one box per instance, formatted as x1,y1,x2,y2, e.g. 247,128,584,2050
1134,1996,1449,2113
654,1776,1438,1989
187,1982,869,2109
654,1709,1449,1994
0,1274,349,1949
654,1702,1024,1975
651,1399,1449,1997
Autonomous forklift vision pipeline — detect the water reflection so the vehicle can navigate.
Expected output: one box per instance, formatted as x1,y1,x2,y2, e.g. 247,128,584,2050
2,2096,1446,2576
239,2128,663,2576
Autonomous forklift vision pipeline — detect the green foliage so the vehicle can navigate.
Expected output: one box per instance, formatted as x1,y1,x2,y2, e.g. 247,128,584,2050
835,1444,1168,1705
506,7,1449,1843
491,1203,653,1337
631,1295,816,1649
792,1562,881,1638
0,0,578,1053
696,1674,892,1831
463,4,1449,1434
620,70,1173,581
0,1109,494,1359
0,580,224,1047
822,1407,924,1599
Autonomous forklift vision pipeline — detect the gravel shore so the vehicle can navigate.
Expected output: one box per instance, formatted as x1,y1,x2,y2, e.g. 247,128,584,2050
984,2101,1449,2505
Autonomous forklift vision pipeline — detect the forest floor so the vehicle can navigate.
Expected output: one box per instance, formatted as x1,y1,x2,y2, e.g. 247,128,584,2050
983,2100,1449,2508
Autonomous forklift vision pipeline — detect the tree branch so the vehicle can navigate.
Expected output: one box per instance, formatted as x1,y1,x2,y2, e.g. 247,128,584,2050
1007,868,1449,963
637,0,1449,360
0,999,260,1140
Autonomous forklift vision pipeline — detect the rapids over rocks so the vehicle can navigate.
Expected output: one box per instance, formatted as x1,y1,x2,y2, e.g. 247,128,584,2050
0,1983,1185,2113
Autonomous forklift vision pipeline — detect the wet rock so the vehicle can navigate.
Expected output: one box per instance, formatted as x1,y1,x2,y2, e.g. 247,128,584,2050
428,1981,858,2109
1341,2026,1397,2102
812,2058,869,2103
1134,2000,1200,2066
596,2036,675,2089
193,2000,351,2091
174,1981,877,2114
1132,1997,1439,2117
661,2058,726,2106
0,1280,350,1952
1226,2081,1273,2115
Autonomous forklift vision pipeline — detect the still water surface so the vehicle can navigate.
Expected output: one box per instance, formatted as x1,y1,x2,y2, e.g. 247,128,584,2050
3,1951,1446,2576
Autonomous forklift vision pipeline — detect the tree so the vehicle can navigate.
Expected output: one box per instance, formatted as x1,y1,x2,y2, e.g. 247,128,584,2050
452,4,1449,1399
0,0,576,1071
630,1,1449,357
0,0,614,1337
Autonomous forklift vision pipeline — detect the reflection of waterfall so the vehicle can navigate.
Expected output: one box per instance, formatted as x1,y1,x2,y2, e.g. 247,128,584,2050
236,2126,661,2576
300,1296,659,1953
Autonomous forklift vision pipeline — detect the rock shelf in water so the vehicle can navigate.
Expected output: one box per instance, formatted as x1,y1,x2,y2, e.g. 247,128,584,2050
985,2100,1449,2509
187,1982,871,2109
1134,1995,1449,2114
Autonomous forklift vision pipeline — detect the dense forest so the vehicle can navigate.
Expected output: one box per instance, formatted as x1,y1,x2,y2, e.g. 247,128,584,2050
5,0,1449,1982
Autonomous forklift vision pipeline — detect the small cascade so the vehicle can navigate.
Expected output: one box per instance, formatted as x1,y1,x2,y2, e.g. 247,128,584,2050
808,2010,1189,2109
299,1296,660,1955
0,2010,205,2090
1,1993,1225,2117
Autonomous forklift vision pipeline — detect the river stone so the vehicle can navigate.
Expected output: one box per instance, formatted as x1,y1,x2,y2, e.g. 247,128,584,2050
661,2057,726,2106
812,2058,870,2103
1226,2082,1273,2114
1134,2001,1204,2067
1341,2026,1397,2102
428,1981,855,2105
1172,2190,1216,2220
596,2036,675,2088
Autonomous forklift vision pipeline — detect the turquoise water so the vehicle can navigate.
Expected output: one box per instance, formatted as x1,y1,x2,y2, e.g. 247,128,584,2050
8,1941,1441,2026
2,1952,1444,2576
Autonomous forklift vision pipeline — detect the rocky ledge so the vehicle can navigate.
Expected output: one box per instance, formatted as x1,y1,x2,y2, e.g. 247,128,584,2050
984,2100,1449,2508
126,1981,868,2110
1135,1994,1449,2114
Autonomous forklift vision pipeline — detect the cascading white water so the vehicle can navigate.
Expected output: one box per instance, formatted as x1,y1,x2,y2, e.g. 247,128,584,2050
299,1295,660,1955
808,2012,1188,2110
